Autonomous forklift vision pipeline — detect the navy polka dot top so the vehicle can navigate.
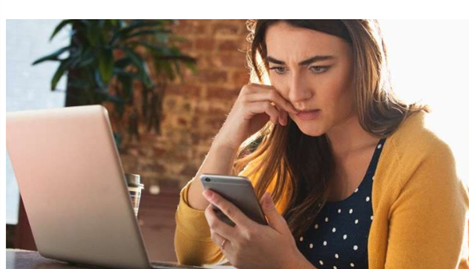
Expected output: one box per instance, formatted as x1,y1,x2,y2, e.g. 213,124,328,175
296,138,386,269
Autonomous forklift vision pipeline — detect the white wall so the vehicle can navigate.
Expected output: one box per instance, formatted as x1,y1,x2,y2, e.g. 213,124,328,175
380,20,469,186
6,19,69,224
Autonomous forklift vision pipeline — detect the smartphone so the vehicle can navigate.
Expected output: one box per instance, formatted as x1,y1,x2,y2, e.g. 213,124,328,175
200,174,268,226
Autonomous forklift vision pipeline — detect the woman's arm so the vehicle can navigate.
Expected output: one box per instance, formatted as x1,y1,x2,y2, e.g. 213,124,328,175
384,143,469,269
187,142,239,211
174,82,298,265
174,141,240,265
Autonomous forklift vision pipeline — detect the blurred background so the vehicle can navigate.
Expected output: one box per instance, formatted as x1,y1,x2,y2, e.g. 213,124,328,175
5,19,251,262
5,19,469,262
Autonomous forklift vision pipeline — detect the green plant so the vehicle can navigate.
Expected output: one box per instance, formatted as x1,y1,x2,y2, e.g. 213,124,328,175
33,19,197,141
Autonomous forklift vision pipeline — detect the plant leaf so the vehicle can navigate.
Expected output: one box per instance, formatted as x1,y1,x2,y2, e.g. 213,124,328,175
129,41,165,54
76,50,96,68
51,61,67,91
124,29,171,41
98,48,114,84
94,69,107,91
162,61,175,81
173,61,183,82
111,20,165,45
50,20,74,41
32,46,70,65
184,61,198,75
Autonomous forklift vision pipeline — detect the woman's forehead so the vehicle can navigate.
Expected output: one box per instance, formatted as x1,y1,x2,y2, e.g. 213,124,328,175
265,22,349,62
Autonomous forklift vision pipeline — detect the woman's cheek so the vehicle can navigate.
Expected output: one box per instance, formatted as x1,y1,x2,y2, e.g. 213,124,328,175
270,77,289,99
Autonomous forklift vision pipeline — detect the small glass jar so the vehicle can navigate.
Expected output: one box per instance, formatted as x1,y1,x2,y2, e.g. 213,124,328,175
125,173,144,216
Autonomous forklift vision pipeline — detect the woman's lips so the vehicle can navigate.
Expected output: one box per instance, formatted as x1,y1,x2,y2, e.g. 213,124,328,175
296,109,321,120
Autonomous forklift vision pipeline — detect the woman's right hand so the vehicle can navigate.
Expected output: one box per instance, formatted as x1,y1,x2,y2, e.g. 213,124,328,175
214,83,299,150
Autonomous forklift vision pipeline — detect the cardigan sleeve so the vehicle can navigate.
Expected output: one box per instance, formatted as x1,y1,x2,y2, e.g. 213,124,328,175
174,178,226,266
174,159,263,266
384,143,469,269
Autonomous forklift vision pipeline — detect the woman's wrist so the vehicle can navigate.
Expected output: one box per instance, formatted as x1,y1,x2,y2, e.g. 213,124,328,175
210,138,241,158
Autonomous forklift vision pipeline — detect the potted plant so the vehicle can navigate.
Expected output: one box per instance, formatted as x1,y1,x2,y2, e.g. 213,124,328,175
33,19,197,147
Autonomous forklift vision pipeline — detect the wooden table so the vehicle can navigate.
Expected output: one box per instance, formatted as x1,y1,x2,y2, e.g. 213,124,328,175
5,249,236,269
6,250,79,269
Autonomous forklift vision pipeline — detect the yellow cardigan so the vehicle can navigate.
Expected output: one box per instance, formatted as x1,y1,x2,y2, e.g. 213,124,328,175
174,111,469,269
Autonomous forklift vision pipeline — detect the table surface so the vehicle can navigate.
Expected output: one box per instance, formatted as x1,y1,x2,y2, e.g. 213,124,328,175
6,249,78,269
6,249,236,269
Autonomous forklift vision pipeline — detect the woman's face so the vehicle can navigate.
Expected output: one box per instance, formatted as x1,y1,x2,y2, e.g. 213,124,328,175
265,22,355,137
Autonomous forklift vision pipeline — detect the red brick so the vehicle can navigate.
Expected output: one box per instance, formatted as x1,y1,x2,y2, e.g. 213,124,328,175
195,38,216,51
166,98,176,108
232,70,250,86
213,22,244,36
205,116,227,129
198,70,228,84
219,53,247,68
173,20,207,35
192,132,217,145
180,165,199,177
218,40,241,51
178,118,188,126
142,163,166,173
167,84,201,97
206,86,240,100
176,39,194,51
207,106,231,115
113,48,125,59
115,20,252,190
154,147,167,156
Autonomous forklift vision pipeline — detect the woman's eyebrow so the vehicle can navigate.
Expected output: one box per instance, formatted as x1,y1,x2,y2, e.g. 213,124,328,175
266,55,336,66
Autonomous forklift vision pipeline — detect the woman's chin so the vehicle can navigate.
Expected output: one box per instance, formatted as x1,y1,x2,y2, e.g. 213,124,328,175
296,123,325,137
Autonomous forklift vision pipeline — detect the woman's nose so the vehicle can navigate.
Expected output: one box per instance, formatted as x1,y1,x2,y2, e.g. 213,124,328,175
288,73,313,105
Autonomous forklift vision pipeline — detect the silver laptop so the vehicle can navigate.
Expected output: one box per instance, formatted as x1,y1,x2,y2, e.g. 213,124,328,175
6,105,207,269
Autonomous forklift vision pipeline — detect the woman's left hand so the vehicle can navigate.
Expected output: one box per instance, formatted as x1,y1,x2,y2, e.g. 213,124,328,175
203,190,312,269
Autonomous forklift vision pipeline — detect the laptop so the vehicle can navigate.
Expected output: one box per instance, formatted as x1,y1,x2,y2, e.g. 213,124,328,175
6,105,226,269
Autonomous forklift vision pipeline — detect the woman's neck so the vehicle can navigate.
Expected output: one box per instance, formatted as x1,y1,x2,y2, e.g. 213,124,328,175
326,114,380,159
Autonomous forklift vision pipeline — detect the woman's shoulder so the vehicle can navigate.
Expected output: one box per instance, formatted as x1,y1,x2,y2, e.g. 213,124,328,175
387,110,454,162
376,111,467,207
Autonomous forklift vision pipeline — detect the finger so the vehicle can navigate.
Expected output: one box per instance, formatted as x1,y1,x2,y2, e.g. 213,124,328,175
203,190,255,229
210,232,231,251
273,106,287,126
278,108,288,126
245,101,282,125
260,192,289,232
283,109,290,125
240,83,298,114
269,103,289,126
245,91,298,115
205,204,237,241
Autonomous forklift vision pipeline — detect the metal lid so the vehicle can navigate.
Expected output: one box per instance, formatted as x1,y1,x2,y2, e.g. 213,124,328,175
125,173,144,189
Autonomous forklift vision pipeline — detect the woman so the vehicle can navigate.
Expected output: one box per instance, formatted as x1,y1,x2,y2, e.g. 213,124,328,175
174,20,469,269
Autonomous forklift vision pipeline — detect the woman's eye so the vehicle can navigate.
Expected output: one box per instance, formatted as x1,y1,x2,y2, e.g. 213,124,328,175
269,66,287,74
309,66,330,74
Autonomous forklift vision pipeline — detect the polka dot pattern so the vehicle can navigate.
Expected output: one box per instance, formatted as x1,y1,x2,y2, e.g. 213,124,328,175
296,139,386,269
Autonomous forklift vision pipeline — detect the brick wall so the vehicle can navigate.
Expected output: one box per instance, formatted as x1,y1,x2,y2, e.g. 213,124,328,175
117,20,251,189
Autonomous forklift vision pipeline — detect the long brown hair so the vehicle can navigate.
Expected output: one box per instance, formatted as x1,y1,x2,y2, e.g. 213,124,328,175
234,20,430,238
